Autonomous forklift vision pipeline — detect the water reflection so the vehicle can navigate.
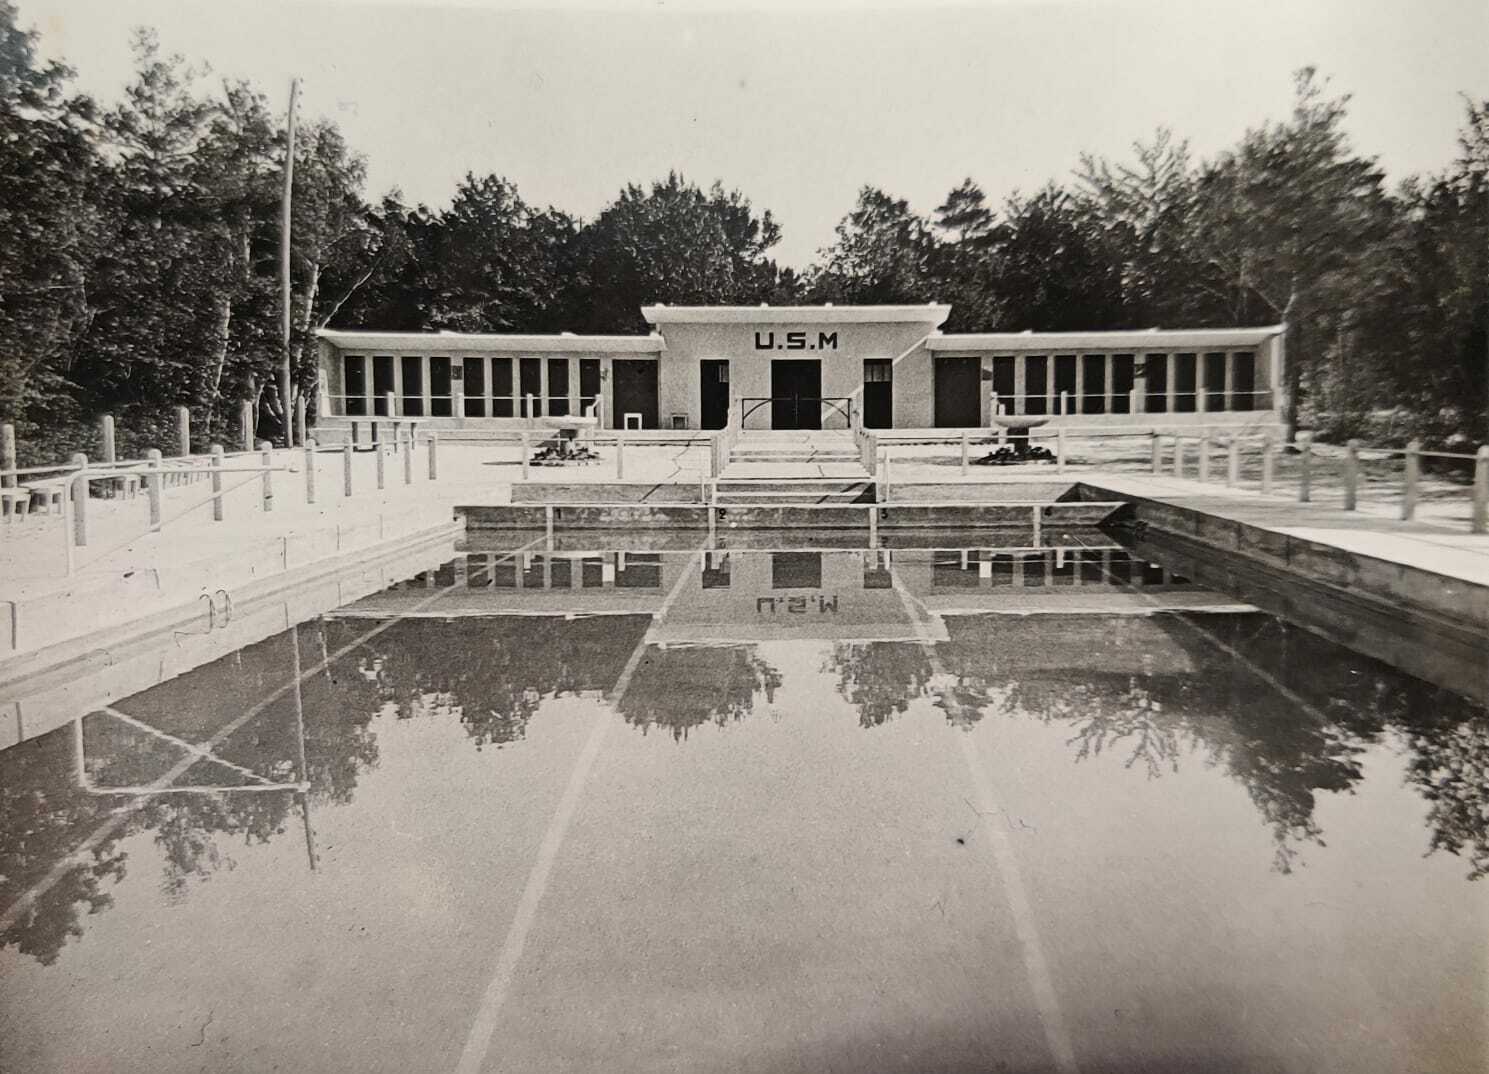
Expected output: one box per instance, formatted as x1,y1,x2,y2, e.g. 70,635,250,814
2,544,1486,970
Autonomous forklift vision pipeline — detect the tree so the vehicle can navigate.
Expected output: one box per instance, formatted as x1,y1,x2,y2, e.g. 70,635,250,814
808,186,935,305
568,172,785,333
1187,68,1392,435
0,0,105,426
989,184,1126,331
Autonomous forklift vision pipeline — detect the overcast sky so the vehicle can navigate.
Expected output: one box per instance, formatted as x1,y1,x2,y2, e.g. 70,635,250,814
18,0,1489,268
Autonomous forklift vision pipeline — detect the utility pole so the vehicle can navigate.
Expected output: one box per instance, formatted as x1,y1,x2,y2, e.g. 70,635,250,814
279,77,299,447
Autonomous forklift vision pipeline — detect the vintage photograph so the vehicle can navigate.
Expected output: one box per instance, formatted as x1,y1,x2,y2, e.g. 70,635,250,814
1,0,1486,1070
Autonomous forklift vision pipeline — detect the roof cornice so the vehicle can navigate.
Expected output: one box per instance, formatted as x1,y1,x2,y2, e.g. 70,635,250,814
926,326,1285,351
316,329,664,354
641,304,952,326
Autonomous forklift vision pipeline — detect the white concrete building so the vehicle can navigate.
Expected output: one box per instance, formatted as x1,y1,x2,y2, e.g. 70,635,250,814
315,305,1284,435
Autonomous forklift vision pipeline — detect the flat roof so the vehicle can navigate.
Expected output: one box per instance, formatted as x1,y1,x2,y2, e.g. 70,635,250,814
927,326,1285,351
316,329,664,354
641,304,952,326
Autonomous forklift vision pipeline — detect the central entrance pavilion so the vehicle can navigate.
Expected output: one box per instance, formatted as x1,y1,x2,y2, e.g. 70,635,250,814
315,304,1286,436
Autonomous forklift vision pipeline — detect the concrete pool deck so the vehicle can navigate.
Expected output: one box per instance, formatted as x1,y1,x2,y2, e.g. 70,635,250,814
3,440,1485,683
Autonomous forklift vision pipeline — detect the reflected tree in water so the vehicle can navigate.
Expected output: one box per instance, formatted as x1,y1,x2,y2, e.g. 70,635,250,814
618,645,782,740
343,616,650,749
825,642,933,728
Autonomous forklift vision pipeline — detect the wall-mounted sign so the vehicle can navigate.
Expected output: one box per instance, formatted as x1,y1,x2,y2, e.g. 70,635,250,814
754,331,840,352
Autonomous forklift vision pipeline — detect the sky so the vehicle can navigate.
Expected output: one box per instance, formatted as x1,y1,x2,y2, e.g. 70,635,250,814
17,0,1489,268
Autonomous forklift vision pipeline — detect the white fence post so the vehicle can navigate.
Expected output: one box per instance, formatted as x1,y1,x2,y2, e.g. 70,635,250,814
428,433,438,481
961,430,969,475
1343,439,1360,511
1150,432,1162,474
402,427,413,485
1401,439,1421,520
210,444,224,520
1055,428,1066,473
1227,437,1240,487
70,453,88,547
1,422,15,490
1472,445,1488,535
175,405,191,457
1173,437,1185,479
1297,432,1313,503
1198,430,1211,483
343,442,354,497
304,439,317,504
522,432,531,481
1261,432,1275,493
259,441,274,511
146,448,162,530
240,401,254,452
376,437,386,490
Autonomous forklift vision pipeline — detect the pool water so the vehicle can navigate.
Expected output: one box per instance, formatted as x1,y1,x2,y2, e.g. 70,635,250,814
1,543,1486,1073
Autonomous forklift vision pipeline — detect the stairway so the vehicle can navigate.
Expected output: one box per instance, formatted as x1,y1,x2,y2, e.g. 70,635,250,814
712,478,875,506
715,431,874,503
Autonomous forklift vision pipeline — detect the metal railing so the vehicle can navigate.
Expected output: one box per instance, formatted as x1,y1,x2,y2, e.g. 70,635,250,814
989,387,1276,417
738,396,854,431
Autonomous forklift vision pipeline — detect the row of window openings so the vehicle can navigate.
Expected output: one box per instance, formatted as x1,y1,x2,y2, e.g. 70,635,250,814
341,356,603,418
398,551,1187,592
977,352,1259,415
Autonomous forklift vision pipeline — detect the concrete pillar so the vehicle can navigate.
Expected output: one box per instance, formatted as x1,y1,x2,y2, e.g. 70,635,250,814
294,393,307,448
376,438,386,490
1198,430,1211,483
1401,439,1420,520
210,445,225,520
240,401,254,452
1297,432,1313,504
1013,355,1026,417
1223,353,1236,412
1151,432,1162,474
1227,437,1240,487
304,440,317,504
343,443,354,498
1261,433,1275,494
70,452,87,546
1173,437,1185,479
175,405,191,457
402,427,413,485
1472,446,1488,535
1342,439,1360,511
522,432,531,481
1055,428,1066,473
1165,353,1176,414
1103,354,1114,414
99,414,116,468
259,441,274,511
428,433,438,481
1,423,15,489
146,449,162,530
961,431,970,475
615,432,625,480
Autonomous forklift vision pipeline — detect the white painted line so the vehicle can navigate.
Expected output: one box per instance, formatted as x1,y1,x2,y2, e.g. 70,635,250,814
454,549,704,1074
888,573,1081,1074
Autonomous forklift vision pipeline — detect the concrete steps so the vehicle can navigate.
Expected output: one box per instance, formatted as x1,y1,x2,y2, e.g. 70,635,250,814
713,478,875,505
726,432,867,472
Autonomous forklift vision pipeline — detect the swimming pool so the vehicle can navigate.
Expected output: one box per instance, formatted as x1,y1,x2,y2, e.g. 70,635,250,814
1,540,1485,1072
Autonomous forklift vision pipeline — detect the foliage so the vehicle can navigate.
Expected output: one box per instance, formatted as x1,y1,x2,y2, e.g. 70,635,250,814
1,0,1485,452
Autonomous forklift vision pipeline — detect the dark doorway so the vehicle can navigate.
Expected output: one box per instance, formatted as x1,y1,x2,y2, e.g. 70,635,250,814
771,359,821,429
519,357,542,418
934,356,981,427
612,360,659,429
771,551,822,589
863,359,892,429
700,360,730,430
990,356,1015,417
579,359,601,418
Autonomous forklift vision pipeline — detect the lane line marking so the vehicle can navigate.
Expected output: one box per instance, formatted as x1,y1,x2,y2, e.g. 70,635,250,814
888,568,1081,1074
454,547,704,1074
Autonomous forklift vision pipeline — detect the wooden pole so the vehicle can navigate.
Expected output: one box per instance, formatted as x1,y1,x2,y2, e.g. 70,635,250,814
175,405,191,457
280,77,299,448
240,400,254,452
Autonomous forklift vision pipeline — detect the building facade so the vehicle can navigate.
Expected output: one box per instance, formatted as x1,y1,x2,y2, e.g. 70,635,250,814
315,304,1284,434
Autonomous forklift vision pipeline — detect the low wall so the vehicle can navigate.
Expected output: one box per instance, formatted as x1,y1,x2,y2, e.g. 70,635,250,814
510,483,704,504
1079,482,1489,702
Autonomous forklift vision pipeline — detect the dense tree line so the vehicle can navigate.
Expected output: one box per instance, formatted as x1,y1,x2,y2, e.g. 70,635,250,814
2,2,1485,453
